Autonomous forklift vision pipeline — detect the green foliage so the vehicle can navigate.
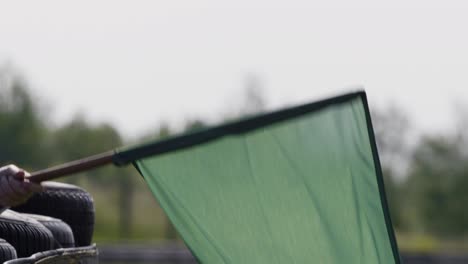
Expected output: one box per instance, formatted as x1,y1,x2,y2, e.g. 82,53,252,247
53,117,121,160
381,167,405,230
184,119,206,133
0,71,50,169
373,105,468,238
406,135,468,237
52,116,124,185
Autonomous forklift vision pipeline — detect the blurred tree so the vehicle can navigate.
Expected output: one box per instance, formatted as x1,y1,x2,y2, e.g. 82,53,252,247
0,66,51,169
184,119,206,132
242,73,266,116
52,116,136,238
157,122,171,139
222,73,267,123
52,116,122,167
406,134,468,237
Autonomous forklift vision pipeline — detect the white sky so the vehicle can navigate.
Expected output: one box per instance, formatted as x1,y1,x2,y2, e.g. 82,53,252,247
1,0,467,138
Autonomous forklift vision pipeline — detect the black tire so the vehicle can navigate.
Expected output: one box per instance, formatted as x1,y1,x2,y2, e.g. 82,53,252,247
0,210,54,258
12,181,95,247
0,239,17,263
20,213,75,249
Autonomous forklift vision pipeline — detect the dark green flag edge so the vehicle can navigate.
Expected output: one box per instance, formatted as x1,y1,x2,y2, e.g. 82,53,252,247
361,94,401,263
116,90,401,263
114,91,362,165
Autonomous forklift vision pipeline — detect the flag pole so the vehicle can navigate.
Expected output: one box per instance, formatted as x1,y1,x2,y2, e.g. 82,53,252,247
28,151,116,183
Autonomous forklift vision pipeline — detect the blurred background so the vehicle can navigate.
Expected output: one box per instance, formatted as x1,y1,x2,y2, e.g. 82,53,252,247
1,1,468,263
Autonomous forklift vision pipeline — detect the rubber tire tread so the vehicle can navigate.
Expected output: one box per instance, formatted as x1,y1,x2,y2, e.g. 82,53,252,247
20,213,75,249
12,182,95,247
0,239,17,262
0,210,54,258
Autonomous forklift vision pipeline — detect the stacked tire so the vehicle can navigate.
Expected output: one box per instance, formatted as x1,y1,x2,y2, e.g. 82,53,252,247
13,181,95,247
0,210,54,258
0,239,16,263
0,181,96,262
21,213,75,249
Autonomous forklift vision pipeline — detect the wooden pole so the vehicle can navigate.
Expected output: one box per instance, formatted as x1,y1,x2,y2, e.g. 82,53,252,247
28,151,116,183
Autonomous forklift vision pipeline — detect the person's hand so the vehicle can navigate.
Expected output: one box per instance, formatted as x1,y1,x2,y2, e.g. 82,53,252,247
0,165,43,208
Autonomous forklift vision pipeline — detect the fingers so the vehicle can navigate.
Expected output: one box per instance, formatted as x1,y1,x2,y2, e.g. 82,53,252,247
13,170,25,181
0,165,20,177
0,173,19,207
0,165,43,207
22,170,43,192
23,178,43,193
6,176,31,205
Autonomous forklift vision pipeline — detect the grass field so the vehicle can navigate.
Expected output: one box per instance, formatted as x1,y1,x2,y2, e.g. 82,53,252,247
66,172,177,243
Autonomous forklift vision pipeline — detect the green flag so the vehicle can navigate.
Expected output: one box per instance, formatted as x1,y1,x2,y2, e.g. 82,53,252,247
116,91,400,263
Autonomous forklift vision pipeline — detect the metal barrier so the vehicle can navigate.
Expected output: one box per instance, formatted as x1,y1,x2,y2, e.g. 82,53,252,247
5,245,98,264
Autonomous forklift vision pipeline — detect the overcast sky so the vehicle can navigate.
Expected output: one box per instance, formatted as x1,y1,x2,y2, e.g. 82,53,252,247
1,0,467,138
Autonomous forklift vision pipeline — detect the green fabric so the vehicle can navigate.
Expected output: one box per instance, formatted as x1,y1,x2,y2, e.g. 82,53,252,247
135,95,398,263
